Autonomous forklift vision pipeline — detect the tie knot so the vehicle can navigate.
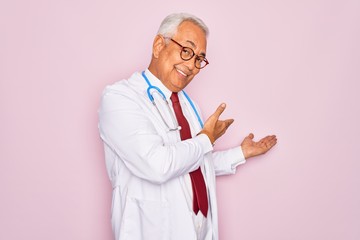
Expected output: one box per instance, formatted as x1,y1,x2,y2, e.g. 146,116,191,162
170,92,180,104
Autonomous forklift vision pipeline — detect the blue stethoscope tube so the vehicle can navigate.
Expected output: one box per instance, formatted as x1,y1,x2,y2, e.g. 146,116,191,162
142,71,204,131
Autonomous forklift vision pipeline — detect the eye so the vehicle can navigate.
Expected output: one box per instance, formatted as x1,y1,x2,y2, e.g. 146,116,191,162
195,56,204,63
182,47,192,56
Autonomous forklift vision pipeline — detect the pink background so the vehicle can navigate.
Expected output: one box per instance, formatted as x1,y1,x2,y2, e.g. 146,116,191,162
1,0,359,239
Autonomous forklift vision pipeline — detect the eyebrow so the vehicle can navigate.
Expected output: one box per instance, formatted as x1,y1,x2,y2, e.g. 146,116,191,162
186,40,206,57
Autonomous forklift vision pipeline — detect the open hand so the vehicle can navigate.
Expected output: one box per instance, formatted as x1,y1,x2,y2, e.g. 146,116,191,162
199,103,234,144
241,133,277,159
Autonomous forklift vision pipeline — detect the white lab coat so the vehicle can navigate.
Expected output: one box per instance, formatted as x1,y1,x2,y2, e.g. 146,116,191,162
98,70,246,240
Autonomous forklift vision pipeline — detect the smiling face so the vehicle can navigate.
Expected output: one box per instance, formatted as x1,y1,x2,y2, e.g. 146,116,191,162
148,21,207,92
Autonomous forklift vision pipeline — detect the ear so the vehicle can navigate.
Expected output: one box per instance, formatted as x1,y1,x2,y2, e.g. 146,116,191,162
152,35,166,59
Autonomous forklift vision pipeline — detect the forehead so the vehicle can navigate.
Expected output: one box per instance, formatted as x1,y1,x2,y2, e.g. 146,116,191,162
174,21,207,52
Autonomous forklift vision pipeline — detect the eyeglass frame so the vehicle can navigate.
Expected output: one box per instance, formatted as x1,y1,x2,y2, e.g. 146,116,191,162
167,38,209,69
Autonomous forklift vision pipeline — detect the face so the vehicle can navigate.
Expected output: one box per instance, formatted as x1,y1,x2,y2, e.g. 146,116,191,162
150,21,207,92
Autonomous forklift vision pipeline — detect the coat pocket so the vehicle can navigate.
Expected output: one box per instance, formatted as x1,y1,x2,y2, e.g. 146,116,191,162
120,197,169,240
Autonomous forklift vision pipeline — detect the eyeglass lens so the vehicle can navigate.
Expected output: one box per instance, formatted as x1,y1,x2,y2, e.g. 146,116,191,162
170,38,208,69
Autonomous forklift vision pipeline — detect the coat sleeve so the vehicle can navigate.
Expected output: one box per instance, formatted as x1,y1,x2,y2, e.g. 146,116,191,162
212,147,246,176
98,86,213,185
187,95,246,176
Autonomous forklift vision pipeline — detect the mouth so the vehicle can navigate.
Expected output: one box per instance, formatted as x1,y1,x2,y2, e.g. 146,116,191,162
175,67,190,77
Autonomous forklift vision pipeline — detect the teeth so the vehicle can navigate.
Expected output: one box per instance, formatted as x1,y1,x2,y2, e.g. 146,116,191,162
177,69,187,77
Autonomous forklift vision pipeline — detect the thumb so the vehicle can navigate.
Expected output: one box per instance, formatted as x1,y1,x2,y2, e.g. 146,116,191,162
212,103,226,119
248,133,254,139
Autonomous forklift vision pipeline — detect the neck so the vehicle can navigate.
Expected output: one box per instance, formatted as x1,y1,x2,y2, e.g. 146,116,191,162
148,60,160,80
148,61,179,92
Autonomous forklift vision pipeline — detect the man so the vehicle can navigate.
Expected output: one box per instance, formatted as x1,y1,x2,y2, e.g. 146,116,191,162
98,13,277,240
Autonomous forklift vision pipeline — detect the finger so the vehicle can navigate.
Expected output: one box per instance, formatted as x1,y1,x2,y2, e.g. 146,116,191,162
248,133,254,139
269,137,277,146
211,103,226,119
224,119,234,128
267,135,277,140
267,136,277,146
258,136,274,144
260,135,276,142
265,137,277,149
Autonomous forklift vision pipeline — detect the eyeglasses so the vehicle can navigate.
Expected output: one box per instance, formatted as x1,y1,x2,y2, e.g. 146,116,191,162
169,38,209,69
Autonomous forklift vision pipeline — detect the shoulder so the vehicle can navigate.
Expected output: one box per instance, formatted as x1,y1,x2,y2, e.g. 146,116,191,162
99,71,148,112
102,72,144,97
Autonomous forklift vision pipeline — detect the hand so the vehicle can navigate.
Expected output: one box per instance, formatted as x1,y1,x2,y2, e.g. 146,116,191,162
199,103,234,144
241,133,277,159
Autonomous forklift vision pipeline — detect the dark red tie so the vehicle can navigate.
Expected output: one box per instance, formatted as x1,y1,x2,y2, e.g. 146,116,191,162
170,92,208,217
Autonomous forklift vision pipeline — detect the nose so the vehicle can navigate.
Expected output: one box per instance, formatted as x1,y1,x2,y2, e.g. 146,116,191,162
182,57,196,72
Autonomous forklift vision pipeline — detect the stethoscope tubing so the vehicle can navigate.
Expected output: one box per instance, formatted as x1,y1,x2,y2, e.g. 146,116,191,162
142,71,204,131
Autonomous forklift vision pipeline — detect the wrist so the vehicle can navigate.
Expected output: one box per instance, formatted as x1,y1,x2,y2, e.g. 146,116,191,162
198,130,215,145
241,145,252,159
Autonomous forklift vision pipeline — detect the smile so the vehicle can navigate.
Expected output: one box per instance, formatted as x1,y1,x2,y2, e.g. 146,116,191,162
176,68,188,77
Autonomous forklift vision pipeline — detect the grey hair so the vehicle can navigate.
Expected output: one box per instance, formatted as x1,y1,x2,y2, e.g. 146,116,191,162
157,13,209,39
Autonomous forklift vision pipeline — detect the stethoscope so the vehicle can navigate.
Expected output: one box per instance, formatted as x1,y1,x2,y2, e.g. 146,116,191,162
142,71,204,132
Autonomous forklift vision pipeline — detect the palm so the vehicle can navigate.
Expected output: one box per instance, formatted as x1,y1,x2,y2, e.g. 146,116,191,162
241,133,277,159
